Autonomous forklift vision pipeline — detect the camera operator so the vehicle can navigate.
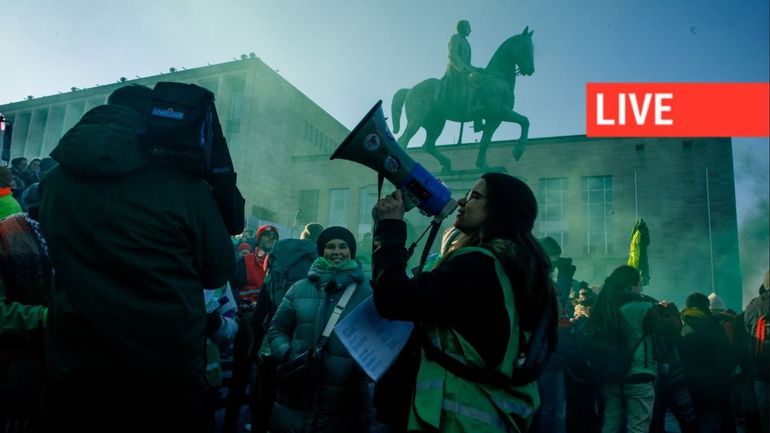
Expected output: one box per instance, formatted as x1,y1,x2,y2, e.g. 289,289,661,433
38,85,234,433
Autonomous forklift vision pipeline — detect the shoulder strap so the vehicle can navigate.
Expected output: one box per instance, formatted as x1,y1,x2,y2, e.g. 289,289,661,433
316,282,357,351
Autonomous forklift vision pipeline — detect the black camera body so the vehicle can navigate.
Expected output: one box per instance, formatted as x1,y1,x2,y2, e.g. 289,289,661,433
135,82,245,235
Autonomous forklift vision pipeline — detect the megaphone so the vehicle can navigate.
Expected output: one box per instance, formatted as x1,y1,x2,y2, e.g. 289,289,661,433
331,101,457,219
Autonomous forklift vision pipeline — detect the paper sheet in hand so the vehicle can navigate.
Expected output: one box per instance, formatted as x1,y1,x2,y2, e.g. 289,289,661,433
334,295,414,381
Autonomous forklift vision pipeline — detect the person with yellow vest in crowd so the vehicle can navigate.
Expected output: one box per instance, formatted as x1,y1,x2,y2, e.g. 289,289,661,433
372,172,557,433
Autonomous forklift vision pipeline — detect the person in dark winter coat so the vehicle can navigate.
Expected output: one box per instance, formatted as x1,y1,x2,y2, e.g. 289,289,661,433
38,84,234,433
250,227,320,433
679,292,737,433
267,226,371,433
371,173,557,433
744,270,770,433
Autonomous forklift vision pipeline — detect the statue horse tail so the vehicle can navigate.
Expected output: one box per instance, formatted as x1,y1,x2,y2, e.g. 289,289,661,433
391,88,409,134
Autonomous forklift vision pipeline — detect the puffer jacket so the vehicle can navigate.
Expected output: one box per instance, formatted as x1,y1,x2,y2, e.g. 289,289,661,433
267,261,372,433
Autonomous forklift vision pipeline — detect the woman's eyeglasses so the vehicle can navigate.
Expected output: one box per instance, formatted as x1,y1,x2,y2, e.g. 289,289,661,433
463,190,487,202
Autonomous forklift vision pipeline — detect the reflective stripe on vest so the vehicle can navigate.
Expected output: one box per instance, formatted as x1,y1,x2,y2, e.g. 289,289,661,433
442,399,508,432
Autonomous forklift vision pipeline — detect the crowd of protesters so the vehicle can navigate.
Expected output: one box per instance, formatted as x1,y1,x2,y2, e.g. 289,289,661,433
1,84,769,433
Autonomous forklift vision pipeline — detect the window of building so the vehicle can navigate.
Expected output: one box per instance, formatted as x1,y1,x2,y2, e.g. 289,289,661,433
357,186,379,239
582,176,613,254
328,188,350,227
298,189,319,224
537,177,569,251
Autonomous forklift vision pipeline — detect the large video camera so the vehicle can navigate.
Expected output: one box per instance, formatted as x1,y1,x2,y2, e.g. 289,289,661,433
135,82,245,235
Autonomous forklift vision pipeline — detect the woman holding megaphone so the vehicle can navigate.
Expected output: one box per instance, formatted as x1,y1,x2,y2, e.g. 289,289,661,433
371,172,557,433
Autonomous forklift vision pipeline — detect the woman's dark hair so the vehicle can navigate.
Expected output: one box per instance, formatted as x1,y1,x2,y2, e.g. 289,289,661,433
450,172,554,332
590,265,641,332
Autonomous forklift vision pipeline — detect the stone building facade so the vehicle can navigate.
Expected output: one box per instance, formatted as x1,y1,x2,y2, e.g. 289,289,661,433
0,60,742,308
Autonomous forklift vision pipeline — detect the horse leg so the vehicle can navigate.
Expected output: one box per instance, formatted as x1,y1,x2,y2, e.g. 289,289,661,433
422,120,451,173
476,119,502,170
397,120,421,149
500,110,530,161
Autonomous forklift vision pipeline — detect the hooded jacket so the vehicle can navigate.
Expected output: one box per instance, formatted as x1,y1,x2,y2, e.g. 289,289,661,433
39,104,234,427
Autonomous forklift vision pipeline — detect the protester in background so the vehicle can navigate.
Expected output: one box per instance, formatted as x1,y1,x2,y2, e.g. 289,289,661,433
249,223,321,433
236,242,251,257
589,265,682,433
9,158,28,202
39,84,234,433
0,167,22,219
371,173,557,432
744,270,770,433
267,226,371,433
222,224,279,433
0,190,52,432
534,235,576,433
22,157,43,187
565,283,603,433
202,283,239,433
679,292,737,433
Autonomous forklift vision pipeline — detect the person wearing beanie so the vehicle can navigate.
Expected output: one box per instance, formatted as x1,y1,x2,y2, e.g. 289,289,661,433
38,84,233,431
707,292,727,313
0,166,22,219
371,173,557,432
267,225,372,433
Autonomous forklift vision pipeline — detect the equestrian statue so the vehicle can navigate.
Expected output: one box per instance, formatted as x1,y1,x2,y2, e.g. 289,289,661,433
391,23,535,172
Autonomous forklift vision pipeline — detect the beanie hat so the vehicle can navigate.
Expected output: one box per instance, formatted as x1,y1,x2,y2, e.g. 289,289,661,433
316,226,357,259
539,236,562,257
256,224,278,240
300,223,324,241
708,292,726,312
236,242,251,253
0,167,12,187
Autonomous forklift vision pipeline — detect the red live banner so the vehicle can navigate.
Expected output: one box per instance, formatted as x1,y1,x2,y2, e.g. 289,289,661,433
586,83,769,137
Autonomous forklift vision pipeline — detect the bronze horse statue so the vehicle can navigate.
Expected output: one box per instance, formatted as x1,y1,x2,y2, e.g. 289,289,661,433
391,27,534,172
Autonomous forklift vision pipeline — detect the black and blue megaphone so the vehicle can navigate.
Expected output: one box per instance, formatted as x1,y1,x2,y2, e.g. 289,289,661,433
331,100,457,219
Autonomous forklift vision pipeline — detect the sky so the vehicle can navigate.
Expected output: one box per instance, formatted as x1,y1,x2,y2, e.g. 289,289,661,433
2,0,768,297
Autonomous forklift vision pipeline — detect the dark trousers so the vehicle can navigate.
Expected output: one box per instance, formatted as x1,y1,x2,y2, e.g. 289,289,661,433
564,373,602,433
250,358,278,433
222,310,256,433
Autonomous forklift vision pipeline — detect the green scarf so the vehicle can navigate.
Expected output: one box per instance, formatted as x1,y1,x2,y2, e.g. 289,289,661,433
309,257,358,289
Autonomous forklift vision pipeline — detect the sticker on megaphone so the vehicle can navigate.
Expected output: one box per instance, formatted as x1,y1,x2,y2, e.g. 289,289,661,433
331,100,458,219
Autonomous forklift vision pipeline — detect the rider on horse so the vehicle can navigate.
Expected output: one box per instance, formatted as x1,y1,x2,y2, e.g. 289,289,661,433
438,20,484,133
